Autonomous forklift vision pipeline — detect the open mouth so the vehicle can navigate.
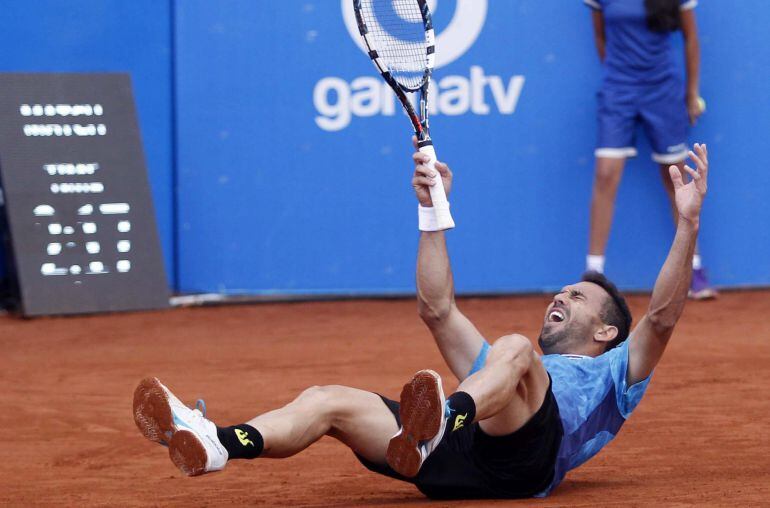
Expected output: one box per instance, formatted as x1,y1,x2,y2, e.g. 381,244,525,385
548,309,565,323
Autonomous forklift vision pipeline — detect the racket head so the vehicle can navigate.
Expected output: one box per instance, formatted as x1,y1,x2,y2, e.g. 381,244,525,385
353,0,435,93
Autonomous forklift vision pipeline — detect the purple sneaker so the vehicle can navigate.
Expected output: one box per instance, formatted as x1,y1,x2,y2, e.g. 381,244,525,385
689,268,717,300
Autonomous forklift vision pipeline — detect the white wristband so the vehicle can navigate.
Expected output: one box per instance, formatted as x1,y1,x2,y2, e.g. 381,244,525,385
418,204,449,232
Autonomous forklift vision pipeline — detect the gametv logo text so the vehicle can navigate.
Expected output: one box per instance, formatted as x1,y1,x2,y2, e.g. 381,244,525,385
314,0,525,132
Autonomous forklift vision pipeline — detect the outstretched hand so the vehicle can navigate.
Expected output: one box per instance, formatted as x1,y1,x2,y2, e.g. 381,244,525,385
669,143,708,226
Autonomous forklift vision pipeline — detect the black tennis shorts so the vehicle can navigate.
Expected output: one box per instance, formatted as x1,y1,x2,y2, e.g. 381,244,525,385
355,379,563,499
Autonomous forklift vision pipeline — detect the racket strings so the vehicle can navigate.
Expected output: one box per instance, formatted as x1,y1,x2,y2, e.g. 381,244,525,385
360,0,429,90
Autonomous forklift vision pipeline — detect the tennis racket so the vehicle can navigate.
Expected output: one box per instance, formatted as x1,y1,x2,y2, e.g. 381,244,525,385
352,0,455,230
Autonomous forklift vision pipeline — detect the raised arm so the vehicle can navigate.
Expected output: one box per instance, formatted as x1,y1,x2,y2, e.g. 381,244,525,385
412,149,487,381
628,143,709,384
681,7,702,125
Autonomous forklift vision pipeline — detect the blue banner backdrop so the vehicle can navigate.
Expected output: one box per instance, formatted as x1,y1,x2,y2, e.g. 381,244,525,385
174,0,770,295
1,1,768,296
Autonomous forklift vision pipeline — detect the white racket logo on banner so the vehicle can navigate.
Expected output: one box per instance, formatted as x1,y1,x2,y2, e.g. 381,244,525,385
342,0,488,68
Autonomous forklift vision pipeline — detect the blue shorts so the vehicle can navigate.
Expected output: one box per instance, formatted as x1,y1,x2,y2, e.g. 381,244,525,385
595,79,689,164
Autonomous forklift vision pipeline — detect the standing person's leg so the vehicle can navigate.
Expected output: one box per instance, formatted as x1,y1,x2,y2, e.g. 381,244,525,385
588,156,628,274
643,76,716,300
134,378,399,476
587,85,639,274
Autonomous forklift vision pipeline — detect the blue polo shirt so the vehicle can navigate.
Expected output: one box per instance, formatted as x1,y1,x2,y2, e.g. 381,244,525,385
537,337,652,495
584,0,698,85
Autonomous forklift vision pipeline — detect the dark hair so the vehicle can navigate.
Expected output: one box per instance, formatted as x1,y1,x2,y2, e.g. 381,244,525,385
645,0,681,32
581,271,632,350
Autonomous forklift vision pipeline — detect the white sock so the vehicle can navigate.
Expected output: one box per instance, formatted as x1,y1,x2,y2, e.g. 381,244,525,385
692,254,702,270
586,255,605,274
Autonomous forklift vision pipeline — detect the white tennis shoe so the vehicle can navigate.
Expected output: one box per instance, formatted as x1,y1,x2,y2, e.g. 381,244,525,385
386,369,448,478
133,377,228,476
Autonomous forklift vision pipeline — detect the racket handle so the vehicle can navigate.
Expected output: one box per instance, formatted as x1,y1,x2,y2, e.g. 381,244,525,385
418,143,455,230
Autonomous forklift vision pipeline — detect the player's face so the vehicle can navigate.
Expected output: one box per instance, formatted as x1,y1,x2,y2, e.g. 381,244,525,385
538,282,608,355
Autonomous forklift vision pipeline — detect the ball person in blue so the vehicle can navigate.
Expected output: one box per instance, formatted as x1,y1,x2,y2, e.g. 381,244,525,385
584,0,715,299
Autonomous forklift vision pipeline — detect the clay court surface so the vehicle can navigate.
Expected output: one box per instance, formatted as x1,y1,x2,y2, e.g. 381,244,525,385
1,290,769,506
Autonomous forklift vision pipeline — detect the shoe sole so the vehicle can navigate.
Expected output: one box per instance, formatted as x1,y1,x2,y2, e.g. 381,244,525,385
386,370,443,478
169,430,208,476
133,377,175,444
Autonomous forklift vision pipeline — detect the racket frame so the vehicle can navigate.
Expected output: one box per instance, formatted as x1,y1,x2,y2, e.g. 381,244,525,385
352,0,455,230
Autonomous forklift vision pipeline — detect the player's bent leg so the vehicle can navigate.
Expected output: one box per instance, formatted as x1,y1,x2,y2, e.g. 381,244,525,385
386,337,561,497
459,334,549,437
248,385,399,463
386,370,447,478
386,336,550,479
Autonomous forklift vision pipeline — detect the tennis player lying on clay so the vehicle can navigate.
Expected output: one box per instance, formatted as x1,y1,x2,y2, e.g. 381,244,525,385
133,142,710,499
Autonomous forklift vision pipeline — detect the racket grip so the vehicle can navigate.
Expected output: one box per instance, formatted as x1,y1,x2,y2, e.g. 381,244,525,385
418,143,455,230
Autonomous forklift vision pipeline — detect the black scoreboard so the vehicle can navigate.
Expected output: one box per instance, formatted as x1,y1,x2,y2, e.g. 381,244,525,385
0,73,169,316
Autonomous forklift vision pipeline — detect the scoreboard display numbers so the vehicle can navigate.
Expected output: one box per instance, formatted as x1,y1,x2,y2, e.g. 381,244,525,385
0,73,169,316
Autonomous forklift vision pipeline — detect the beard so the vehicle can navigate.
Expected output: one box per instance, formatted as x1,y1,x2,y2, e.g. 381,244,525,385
538,322,579,355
